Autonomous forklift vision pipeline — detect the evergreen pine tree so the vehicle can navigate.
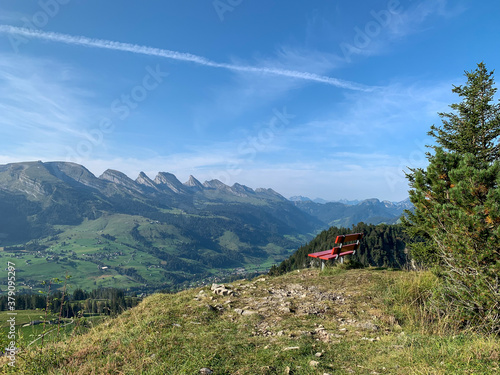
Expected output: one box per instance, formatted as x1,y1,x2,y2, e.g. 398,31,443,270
404,63,500,333
429,62,500,162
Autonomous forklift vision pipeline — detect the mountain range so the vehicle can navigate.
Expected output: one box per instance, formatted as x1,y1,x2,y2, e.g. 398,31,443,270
0,161,411,291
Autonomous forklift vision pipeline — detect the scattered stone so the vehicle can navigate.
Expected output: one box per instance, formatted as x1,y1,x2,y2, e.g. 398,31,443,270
357,322,379,331
199,368,213,375
309,360,319,367
241,310,257,316
283,346,300,351
315,352,323,357
211,283,234,296
314,327,332,342
361,336,380,342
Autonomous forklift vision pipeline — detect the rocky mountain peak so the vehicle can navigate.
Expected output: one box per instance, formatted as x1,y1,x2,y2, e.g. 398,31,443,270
136,172,157,189
230,183,255,197
100,169,131,184
45,161,106,191
203,179,230,190
184,175,204,190
99,169,143,194
255,188,287,201
154,172,189,194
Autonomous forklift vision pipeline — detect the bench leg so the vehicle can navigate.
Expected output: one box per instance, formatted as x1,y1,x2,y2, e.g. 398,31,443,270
340,257,344,265
321,260,325,271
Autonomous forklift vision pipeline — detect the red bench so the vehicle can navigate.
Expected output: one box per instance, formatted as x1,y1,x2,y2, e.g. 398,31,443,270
308,233,363,269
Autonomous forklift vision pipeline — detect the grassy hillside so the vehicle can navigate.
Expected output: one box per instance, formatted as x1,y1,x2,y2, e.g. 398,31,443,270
0,212,310,293
6,268,499,374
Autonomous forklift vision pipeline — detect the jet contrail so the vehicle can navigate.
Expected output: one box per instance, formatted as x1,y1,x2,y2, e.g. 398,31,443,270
0,25,375,92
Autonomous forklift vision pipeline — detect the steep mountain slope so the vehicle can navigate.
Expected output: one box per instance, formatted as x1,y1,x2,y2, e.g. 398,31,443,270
0,161,320,291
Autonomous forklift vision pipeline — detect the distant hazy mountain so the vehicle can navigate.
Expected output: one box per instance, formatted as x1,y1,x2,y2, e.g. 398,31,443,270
291,197,411,227
312,198,330,204
289,197,372,206
336,199,361,206
288,195,312,202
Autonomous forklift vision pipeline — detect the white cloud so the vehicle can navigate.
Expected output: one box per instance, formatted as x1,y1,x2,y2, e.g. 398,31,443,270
0,25,373,92
338,0,465,61
0,54,103,157
191,45,345,136
0,10,26,23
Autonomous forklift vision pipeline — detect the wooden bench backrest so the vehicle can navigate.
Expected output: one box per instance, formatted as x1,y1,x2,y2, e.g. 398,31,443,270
331,243,358,255
332,233,363,255
335,233,363,244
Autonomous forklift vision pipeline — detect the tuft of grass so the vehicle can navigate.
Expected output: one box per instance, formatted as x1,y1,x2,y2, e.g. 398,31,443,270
381,270,465,335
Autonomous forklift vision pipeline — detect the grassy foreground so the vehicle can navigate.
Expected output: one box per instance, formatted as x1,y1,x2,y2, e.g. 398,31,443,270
2,268,499,374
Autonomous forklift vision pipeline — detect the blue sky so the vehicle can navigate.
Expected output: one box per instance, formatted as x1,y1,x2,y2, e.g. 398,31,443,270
0,0,499,202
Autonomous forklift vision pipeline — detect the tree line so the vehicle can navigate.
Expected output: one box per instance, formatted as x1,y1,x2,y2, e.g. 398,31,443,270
269,222,410,276
0,287,140,317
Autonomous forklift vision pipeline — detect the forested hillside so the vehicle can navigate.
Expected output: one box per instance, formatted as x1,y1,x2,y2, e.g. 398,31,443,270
269,223,410,275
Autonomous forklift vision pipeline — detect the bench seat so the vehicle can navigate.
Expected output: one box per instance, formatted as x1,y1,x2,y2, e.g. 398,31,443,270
307,233,363,267
307,249,332,258
319,250,354,260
